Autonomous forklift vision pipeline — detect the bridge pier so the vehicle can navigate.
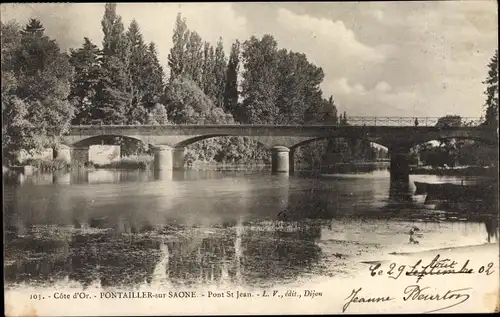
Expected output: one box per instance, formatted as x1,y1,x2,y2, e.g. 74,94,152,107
173,147,185,170
71,146,89,167
289,148,296,173
271,146,290,173
153,145,173,171
389,147,411,183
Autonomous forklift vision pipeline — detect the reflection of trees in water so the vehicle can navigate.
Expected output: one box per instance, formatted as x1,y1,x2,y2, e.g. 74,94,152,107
484,217,499,243
165,233,234,285
158,221,322,287
4,224,162,288
240,223,322,286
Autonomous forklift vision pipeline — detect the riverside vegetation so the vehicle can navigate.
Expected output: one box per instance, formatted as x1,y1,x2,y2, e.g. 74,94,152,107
2,4,498,173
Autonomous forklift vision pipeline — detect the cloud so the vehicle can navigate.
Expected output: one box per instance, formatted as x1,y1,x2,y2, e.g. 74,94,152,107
276,8,386,63
0,3,248,67
1,2,497,118
326,78,419,117
375,81,391,93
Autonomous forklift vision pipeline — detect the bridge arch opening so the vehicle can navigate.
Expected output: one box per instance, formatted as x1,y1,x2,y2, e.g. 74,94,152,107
411,136,497,148
174,135,273,169
69,135,155,165
411,136,498,169
289,136,390,173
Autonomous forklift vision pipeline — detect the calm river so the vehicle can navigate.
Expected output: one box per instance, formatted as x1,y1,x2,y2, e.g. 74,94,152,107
3,164,498,290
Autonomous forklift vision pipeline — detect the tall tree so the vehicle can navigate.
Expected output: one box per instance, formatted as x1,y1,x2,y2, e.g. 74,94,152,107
275,50,325,124
167,13,190,80
20,18,44,37
69,37,104,124
213,37,227,108
202,42,216,98
322,96,338,124
240,35,280,124
126,19,146,116
224,40,240,119
184,31,204,86
142,42,164,105
483,49,498,127
100,3,131,124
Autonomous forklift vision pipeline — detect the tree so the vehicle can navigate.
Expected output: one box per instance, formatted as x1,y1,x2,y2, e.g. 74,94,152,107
339,111,348,125
147,103,169,124
20,18,44,37
126,19,146,116
145,43,165,102
164,76,237,166
436,115,462,128
483,50,498,127
184,31,204,86
224,40,240,119
275,50,324,124
100,3,131,124
213,38,227,108
202,42,216,99
69,38,104,124
164,76,233,124
240,35,280,124
167,13,190,80
322,96,338,124
2,19,74,163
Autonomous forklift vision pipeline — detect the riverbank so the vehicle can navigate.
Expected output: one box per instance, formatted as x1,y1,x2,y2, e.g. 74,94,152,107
4,230,498,315
410,165,496,177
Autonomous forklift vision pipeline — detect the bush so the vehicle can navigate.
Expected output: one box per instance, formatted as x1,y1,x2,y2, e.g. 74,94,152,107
25,158,70,172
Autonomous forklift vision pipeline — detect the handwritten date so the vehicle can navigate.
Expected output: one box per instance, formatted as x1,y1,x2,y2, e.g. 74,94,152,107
369,254,494,282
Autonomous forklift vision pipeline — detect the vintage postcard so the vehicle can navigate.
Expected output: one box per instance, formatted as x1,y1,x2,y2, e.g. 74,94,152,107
2,1,499,316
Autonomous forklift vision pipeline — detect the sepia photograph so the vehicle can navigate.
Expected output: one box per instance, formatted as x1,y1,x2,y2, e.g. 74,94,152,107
2,1,499,315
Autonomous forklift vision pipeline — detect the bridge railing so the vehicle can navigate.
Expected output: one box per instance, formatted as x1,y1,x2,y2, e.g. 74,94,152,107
72,117,484,127
342,117,483,127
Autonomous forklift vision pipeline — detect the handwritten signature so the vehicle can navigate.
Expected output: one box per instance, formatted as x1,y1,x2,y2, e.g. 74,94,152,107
342,288,394,313
342,286,471,313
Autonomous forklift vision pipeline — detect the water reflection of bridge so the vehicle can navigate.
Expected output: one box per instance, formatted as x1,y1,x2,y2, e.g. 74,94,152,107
3,168,498,288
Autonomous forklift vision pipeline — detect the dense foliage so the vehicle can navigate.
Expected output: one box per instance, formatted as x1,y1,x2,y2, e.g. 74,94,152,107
2,19,74,165
2,5,390,168
483,50,498,127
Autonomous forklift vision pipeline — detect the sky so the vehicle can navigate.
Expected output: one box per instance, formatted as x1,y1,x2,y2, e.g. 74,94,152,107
1,1,498,117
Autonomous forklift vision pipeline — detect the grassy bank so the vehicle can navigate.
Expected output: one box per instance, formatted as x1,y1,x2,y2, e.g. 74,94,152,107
187,161,269,171
23,159,71,172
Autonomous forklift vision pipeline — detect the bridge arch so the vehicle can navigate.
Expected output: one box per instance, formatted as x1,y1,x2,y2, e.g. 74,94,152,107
173,134,232,148
69,134,153,148
173,134,278,150
408,129,497,148
289,136,389,151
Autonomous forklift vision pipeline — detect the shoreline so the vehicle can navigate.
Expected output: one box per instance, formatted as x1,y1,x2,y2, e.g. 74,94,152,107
4,241,498,315
6,161,495,177
410,165,496,177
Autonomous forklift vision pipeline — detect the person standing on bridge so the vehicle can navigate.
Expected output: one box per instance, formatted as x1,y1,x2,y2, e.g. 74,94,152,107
414,117,419,127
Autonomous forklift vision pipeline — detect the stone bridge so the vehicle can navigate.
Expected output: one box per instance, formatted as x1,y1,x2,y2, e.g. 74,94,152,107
56,124,496,181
